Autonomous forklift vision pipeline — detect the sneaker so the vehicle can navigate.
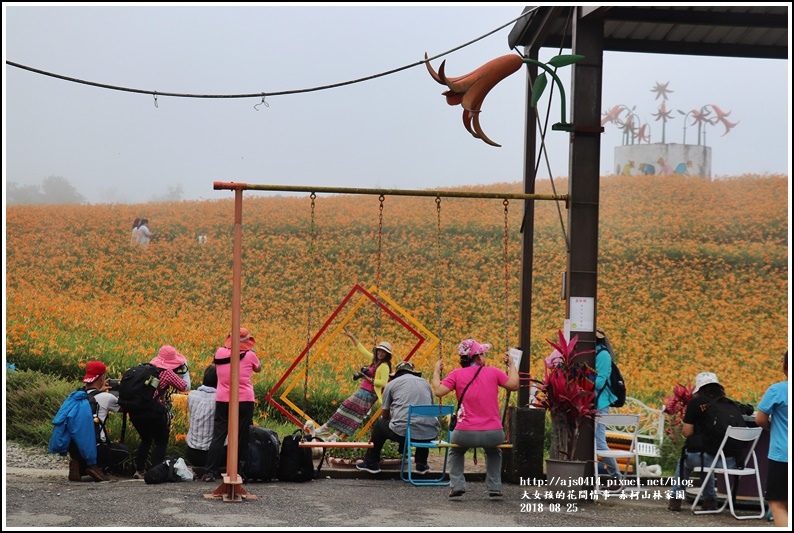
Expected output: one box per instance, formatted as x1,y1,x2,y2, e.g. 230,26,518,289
355,461,381,474
315,424,331,436
85,465,109,482
415,463,430,474
327,433,340,443
448,489,466,498
201,472,217,482
68,459,82,481
132,471,146,480
489,490,504,499
667,498,682,512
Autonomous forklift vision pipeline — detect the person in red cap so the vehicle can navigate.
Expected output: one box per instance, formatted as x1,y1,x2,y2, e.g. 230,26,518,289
201,328,261,482
49,360,129,482
127,345,189,479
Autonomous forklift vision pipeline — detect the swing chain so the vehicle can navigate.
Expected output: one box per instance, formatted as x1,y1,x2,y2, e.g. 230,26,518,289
374,194,385,345
503,199,510,354
304,192,317,409
435,197,443,362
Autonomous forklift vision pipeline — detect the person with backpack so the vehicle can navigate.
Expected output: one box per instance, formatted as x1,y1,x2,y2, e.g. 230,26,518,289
667,371,751,512
49,360,128,482
594,327,622,486
755,353,788,527
127,345,189,479
201,327,262,482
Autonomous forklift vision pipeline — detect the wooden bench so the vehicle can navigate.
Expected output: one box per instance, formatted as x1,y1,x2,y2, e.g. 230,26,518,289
298,440,374,476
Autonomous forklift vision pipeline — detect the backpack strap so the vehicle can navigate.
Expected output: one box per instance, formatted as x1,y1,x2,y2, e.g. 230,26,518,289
595,345,610,397
213,350,250,365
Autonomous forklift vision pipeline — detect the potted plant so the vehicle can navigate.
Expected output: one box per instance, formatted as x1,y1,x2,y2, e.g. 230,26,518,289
532,330,598,479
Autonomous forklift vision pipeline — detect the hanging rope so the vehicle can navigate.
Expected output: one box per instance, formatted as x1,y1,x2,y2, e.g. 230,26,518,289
303,192,317,410
373,194,385,346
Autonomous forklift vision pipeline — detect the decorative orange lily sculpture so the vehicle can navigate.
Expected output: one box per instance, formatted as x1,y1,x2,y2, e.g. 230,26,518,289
426,52,584,146
425,52,523,147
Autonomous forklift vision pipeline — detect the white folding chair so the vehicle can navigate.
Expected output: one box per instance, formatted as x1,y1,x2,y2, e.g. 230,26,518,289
594,413,641,492
400,404,453,486
691,425,765,519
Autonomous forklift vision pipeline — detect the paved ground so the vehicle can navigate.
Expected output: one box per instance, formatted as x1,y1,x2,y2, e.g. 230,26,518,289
4,459,774,530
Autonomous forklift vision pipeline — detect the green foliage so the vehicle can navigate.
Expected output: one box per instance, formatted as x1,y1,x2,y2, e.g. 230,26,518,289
6,369,76,446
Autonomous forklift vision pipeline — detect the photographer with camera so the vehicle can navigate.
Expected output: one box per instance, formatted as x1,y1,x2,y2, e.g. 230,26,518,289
50,361,130,482
315,326,392,442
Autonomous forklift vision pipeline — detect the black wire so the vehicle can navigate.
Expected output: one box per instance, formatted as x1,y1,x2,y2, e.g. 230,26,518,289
5,8,537,100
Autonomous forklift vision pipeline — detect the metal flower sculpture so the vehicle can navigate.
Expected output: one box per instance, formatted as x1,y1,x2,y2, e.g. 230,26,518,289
651,101,674,143
425,53,523,147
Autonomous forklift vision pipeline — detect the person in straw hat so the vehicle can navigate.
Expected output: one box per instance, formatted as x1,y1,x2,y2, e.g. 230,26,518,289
314,326,393,442
201,327,261,482
128,345,190,479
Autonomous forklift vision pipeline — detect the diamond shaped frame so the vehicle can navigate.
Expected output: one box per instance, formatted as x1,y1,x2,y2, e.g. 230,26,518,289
266,283,439,440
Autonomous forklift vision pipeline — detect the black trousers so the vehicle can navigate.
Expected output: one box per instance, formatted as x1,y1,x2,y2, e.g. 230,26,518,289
128,410,170,472
69,440,130,473
205,401,254,476
364,417,431,465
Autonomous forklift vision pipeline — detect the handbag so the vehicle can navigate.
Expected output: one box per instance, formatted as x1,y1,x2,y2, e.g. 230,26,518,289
449,365,484,431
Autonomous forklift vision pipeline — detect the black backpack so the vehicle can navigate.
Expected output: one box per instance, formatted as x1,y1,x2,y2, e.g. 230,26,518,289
597,346,626,408
144,456,182,484
117,364,166,414
245,425,281,482
277,429,315,482
689,396,748,457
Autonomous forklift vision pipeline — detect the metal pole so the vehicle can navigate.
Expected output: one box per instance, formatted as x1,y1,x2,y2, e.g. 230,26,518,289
214,182,567,202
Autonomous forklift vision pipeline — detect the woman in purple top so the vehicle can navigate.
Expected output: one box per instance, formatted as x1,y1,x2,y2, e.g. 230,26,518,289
433,338,519,499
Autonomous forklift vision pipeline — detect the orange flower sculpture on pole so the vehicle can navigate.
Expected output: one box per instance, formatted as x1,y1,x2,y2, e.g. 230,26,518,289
425,53,523,147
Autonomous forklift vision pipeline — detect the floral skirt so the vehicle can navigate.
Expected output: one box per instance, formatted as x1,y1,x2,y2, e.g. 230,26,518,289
327,388,377,436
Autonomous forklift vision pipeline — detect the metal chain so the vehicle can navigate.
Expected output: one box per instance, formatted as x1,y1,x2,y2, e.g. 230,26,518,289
304,192,316,409
503,199,510,354
435,197,443,362
374,194,384,345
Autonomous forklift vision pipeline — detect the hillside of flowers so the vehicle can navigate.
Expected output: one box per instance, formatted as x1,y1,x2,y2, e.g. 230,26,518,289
5,173,788,411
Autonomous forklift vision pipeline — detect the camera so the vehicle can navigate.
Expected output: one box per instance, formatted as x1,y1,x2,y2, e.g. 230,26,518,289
107,378,121,390
352,367,371,381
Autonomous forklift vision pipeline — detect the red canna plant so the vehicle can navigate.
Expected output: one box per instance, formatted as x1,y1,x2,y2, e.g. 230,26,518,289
532,330,598,460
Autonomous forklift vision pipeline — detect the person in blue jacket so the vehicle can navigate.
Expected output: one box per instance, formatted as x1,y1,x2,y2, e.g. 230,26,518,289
49,361,110,482
594,328,622,486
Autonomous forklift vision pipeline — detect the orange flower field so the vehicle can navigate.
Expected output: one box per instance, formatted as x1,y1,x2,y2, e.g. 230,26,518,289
5,173,789,415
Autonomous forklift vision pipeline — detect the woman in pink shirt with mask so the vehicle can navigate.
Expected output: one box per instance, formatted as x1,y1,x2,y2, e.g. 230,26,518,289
433,338,519,499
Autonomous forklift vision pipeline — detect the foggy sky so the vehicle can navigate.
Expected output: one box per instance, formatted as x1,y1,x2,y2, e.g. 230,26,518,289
3,4,791,205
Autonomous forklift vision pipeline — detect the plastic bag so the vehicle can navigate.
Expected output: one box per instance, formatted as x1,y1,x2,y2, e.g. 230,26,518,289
172,457,194,481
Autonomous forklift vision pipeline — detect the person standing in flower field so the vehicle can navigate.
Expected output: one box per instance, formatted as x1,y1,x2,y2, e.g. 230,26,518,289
130,218,141,245
137,219,152,247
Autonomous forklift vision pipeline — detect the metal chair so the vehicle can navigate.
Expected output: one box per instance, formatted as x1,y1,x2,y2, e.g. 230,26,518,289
691,425,765,519
400,404,453,486
594,413,641,492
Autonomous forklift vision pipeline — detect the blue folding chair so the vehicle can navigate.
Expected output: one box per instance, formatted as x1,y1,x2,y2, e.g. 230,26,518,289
400,404,454,486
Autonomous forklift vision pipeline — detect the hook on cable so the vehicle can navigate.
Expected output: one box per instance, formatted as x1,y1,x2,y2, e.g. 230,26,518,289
254,93,269,111
153,91,158,108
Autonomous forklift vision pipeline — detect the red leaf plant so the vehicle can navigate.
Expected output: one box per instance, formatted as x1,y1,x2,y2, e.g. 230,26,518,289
532,330,598,460
662,381,694,440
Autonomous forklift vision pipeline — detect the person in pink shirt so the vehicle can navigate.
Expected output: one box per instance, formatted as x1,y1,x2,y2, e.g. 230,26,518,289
201,327,262,482
433,338,519,499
